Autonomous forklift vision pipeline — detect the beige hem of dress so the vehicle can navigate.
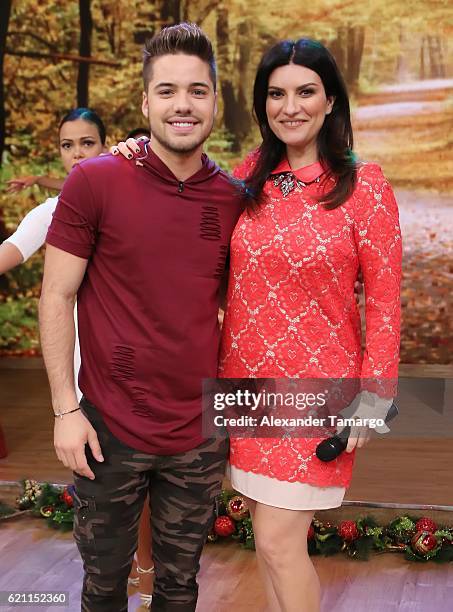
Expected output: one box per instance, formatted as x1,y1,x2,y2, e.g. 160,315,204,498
228,464,346,511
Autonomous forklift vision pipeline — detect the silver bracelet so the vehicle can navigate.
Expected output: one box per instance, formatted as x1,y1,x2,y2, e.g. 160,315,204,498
54,407,81,419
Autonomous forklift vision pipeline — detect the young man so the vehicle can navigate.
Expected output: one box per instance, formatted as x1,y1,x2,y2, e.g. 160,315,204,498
40,23,244,612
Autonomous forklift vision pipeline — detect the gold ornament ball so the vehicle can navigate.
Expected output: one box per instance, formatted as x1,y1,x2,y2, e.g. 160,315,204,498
227,495,250,521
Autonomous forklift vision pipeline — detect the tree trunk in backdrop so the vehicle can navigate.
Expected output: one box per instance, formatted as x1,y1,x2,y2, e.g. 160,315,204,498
0,0,12,168
77,0,93,106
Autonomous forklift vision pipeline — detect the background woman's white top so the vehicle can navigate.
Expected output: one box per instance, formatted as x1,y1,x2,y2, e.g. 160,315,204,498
4,196,82,400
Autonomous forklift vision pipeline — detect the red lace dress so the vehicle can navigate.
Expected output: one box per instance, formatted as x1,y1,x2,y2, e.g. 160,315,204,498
219,154,402,509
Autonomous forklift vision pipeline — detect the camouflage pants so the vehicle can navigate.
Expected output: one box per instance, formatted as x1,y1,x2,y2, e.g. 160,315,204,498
73,398,228,612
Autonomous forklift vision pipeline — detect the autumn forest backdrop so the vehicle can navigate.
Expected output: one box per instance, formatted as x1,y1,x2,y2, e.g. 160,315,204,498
0,0,452,364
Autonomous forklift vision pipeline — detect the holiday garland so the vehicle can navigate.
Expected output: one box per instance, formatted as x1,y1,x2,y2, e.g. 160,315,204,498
0,480,74,531
2,481,453,563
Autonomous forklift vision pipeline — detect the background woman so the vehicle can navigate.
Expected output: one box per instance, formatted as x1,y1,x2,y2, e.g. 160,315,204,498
0,108,106,278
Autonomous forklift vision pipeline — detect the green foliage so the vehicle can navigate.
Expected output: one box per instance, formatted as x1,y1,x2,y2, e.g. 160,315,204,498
0,297,39,350
4,255,43,296
432,546,453,563
0,502,16,518
353,536,374,560
33,483,74,531
205,128,238,172
315,533,343,556
0,157,57,355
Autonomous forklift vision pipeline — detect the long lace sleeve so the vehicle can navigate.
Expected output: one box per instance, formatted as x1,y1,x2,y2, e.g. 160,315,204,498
353,164,402,395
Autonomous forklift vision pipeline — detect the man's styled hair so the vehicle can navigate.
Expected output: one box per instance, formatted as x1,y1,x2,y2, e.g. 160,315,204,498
143,22,216,90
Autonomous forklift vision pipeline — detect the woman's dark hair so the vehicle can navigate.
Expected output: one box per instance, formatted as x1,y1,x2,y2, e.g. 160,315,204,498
246,38,357,210
59,108,107,145
126,127,151,140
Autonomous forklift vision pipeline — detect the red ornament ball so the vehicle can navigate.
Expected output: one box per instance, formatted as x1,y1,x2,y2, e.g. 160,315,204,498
214,516,236,537
411,531,439,555
338,520,359,542
307,525,315,541
415,517,437,533
61,489,74,508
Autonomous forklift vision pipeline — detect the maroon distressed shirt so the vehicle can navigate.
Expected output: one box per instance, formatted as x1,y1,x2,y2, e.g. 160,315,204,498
46,147,244,454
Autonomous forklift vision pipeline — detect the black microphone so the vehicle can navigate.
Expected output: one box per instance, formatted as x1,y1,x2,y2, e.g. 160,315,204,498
315,402,398,462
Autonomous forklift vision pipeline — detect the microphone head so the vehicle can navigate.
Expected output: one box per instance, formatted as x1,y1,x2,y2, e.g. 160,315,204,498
315,403,399,462
315,435,348,462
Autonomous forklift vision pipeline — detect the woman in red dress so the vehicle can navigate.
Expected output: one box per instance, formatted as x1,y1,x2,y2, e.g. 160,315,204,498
219,38,402,611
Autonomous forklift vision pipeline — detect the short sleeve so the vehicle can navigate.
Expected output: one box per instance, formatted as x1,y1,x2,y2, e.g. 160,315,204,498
5,196,57,261
46,165,98,260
